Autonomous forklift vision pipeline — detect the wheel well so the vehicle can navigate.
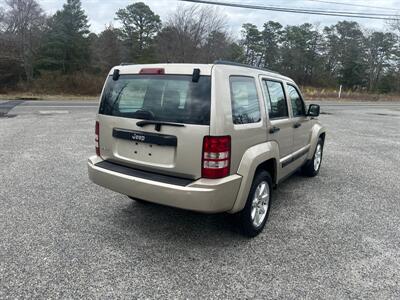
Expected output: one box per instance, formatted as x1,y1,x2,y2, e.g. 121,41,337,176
255,159,277,185
319,132,326,145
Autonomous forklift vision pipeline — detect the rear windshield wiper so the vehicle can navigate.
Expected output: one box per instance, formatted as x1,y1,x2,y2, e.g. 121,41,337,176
136,120,185,132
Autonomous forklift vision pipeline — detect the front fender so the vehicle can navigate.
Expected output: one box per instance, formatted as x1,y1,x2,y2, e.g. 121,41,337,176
228,141,279,213
307,122,327,160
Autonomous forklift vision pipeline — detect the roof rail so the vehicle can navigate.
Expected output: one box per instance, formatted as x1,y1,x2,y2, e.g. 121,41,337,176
213,60,280,75
120,62,135,66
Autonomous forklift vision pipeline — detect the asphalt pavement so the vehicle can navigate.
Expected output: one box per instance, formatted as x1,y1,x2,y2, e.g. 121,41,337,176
0,100,399,299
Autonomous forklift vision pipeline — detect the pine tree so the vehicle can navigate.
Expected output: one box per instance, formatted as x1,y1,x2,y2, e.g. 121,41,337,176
38,0,90,73
91,25,124,72
115,2,161,63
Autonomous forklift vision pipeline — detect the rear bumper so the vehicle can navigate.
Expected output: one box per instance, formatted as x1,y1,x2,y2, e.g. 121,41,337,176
87,156,242,213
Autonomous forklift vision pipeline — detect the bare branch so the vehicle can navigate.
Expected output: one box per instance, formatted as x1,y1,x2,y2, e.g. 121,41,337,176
157,4,231,63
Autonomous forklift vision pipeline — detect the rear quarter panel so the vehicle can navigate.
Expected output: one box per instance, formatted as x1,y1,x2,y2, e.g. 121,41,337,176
211,65,268,175
228,141,280,213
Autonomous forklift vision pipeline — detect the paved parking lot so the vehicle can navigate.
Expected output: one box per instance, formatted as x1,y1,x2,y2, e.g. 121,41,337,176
1,100,400,298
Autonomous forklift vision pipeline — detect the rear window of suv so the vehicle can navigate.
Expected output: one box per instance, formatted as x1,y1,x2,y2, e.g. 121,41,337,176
99,74,211,125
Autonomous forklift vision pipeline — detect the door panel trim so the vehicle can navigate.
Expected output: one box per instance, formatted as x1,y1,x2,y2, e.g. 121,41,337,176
280,144,310,168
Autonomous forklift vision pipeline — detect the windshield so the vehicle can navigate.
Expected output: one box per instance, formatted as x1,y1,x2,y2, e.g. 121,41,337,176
99,74,211,125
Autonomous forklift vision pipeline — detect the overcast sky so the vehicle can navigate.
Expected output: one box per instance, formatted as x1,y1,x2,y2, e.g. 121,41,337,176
31,0,400,34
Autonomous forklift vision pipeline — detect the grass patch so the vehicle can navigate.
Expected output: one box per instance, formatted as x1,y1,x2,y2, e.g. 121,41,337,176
302,86,400,101
2,77,400,102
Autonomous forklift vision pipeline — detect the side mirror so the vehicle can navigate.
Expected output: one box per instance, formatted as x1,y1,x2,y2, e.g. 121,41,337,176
307,104,320,117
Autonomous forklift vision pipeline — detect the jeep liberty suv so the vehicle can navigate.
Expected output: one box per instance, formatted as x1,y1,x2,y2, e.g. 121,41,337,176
88,61,326,237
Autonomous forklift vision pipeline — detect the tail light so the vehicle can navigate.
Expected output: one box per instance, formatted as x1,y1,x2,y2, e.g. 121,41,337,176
95,121,100,156
202,136,231,179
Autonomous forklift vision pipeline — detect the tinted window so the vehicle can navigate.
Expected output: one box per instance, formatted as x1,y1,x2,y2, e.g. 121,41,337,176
287,85,306,117
99,75,211,125
230,76,261,124
264,80,288,119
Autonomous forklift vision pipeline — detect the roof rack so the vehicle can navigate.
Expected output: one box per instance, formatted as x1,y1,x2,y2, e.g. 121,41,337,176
213,60,280,75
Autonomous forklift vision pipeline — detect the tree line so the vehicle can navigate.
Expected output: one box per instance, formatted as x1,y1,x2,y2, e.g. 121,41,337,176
1,0,399,94
240,21,399,92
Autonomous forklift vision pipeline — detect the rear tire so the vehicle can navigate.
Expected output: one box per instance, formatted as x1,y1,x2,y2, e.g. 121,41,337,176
302,137,324,177
238,170,272,237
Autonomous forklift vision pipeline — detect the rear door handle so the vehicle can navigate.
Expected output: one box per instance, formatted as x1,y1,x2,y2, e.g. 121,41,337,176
293,122,302,129
269,126,280,134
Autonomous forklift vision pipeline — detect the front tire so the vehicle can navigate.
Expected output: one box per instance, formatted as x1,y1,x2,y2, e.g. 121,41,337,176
239,171,272,237
302,137,324,177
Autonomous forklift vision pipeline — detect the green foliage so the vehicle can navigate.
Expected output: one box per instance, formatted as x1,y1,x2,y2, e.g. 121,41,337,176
324,21,366,89
227,42,246,63
261,21,283,70
241,23,262,65
280,23,323,85
115,2,161,63
3,0,400,95
365,32,397,91
376,68,399,94
240,20,400,91
37,0,90,73
90,26,124,73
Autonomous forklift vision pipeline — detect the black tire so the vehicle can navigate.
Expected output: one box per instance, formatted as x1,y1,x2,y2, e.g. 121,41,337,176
302,137,324,177
238,170,273,237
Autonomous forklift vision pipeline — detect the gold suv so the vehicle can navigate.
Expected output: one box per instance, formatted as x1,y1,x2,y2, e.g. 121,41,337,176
88,62,326,237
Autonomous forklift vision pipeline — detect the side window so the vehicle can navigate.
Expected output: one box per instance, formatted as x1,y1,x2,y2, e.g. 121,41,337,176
264,80,289,119
287,84,306,117
230,76,261,124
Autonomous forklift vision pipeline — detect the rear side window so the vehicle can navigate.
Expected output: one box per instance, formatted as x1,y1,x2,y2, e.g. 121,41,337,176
229,76,261,124
264,80,289,119
99,75,211,125
287,84,306,117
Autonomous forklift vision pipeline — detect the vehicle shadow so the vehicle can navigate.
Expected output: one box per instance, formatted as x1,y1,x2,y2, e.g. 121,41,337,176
104,170,311,246
114,200,244,244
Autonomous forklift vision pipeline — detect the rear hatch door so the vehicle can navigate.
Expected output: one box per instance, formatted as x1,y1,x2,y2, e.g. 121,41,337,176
97,67,211,179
